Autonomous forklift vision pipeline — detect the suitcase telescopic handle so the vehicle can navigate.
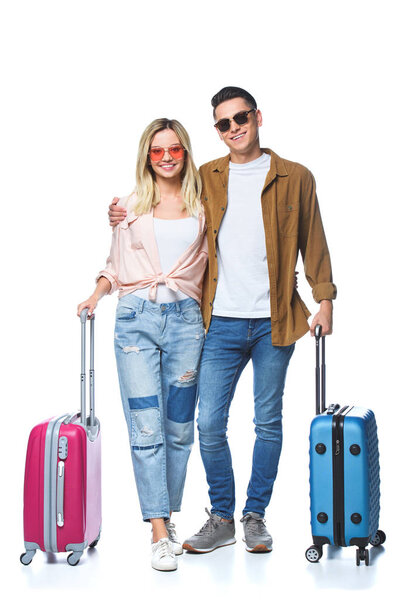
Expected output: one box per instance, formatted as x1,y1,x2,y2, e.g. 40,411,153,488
80,308,95,427
315,325,326,415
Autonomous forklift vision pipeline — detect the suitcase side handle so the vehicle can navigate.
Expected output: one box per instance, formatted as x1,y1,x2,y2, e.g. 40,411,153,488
80,309,95,426
315,325,326,415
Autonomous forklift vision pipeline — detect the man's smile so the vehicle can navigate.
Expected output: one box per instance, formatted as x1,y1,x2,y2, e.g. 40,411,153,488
230,131,247,141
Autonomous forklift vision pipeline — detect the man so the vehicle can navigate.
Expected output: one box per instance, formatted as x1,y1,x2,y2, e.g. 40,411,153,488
109,86,336,554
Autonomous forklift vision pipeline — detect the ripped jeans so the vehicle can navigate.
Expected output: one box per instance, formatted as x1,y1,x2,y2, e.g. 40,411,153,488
114,294,204,521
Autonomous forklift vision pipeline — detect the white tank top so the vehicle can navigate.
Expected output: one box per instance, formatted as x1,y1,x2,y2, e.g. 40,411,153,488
134,216,199,303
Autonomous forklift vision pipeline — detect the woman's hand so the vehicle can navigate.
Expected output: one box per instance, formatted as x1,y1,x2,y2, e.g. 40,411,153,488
77,295,98,319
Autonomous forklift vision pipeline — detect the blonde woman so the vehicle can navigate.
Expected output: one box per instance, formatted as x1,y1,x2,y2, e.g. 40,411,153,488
78,119,208,571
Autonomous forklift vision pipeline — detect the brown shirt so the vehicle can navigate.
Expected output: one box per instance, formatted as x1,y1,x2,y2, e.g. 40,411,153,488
199,148,337,346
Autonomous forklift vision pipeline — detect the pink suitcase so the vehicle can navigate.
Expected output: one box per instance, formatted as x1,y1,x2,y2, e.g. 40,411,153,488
20,309,101,566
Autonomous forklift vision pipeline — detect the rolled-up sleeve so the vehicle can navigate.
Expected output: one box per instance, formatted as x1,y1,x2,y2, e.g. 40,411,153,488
299,169,337,303
96,225,120,295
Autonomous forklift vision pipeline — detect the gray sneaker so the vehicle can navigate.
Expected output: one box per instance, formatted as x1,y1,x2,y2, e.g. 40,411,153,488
182,508,236,553
240,512,273,553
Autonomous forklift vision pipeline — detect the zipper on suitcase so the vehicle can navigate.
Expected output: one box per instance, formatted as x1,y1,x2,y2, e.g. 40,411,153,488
43,414,68,552
332,406,351,547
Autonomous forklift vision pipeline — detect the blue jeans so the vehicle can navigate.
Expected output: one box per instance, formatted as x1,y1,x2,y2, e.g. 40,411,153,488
197,316,295,519
114,295,205,521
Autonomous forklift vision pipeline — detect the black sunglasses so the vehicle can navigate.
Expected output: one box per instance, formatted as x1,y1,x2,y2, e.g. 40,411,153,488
214,109,256,133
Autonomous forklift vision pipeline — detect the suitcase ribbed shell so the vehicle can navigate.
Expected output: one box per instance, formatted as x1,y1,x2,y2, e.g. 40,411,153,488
309,406,380,547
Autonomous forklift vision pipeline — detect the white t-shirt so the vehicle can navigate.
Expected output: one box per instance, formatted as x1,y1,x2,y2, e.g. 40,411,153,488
134,216,198,303
212,152,271,318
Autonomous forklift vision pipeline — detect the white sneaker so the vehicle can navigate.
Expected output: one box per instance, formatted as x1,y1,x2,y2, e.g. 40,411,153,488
166,521,183,555
151,538,177,571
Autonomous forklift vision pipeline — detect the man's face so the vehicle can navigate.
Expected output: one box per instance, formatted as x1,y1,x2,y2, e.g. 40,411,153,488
214,97,262,155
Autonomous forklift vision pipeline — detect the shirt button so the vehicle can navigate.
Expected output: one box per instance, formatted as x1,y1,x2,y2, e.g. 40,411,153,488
214,230,217,234
209,302,212,307
221,207,225,211
213,278,217,282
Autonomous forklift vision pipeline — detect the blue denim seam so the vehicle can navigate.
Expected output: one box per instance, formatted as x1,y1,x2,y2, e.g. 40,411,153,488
132,443,163,451
246,319,255,340
156,372,170,512
142,512,171,522
179,311,203,325
222,351,250,422
128,395,158,410
175,459,190,510
161,372,178,511
211,509,234,520
220,351,249,517
242,509,264,518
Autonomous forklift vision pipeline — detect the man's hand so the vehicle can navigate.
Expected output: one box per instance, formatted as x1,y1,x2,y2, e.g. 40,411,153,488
108,197,126,227
310,299,333,336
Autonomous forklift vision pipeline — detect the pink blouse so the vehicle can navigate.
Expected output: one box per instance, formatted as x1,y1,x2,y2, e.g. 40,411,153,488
97,196,208,303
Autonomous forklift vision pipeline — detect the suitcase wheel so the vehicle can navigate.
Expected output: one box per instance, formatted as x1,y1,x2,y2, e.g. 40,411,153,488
356,547,369,566
20,550,36,566
67,552,82,566
89,532,101,548
370,530,386,547
305,545,323,563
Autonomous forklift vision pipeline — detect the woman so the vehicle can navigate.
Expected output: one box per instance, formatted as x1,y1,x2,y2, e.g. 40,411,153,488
77,118,208,571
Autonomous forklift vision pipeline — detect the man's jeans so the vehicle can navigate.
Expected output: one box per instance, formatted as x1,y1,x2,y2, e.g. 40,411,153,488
197,316,295,519
114,295,204,521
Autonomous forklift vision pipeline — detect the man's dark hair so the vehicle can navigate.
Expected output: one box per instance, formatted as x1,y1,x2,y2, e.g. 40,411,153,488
211,86,257,118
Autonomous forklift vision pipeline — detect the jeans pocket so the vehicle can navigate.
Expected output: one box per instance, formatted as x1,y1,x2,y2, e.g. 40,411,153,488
130,407,163,447
180,306,203,325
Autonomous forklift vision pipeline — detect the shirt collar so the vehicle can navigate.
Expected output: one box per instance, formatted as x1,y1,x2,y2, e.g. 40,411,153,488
212,148,288,177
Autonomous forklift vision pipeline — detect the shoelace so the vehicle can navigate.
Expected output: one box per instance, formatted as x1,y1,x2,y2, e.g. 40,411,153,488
243,516,268,536
196,508,219,536
166,522,178,542
154,538,174,559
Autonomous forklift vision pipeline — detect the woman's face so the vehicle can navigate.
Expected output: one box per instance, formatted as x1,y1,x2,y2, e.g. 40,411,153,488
149,128,185,181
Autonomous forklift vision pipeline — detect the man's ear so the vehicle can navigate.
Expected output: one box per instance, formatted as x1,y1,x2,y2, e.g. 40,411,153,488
256,109,263,128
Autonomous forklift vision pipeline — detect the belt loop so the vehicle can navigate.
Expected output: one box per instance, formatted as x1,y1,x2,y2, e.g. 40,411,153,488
175,302,181,314
138,298,145,313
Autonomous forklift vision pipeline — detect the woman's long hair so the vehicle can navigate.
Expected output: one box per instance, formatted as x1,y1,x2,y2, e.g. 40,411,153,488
131,118,202,217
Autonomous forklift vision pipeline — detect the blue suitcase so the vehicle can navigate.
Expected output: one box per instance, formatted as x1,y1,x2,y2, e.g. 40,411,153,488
306,328,385,565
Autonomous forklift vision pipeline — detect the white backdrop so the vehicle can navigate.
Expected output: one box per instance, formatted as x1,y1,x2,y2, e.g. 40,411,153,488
1,1,399,597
